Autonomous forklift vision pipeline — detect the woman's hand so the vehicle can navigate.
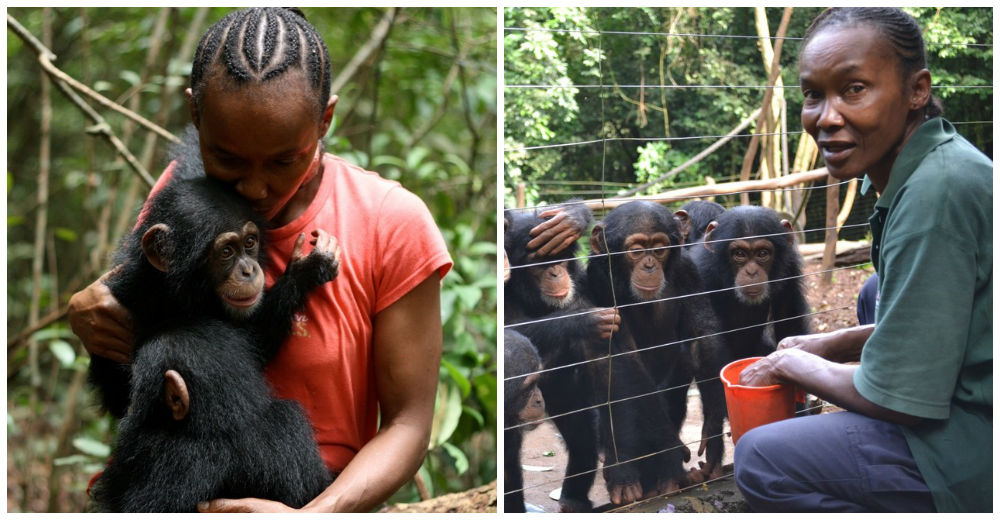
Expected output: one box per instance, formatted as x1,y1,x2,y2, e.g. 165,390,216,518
198,498,296,513
777,324,874,363
67,267,134,363
738,348,814,387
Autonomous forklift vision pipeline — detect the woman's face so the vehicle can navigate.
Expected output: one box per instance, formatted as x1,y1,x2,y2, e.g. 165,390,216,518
799,26,917,184
193,72,331,221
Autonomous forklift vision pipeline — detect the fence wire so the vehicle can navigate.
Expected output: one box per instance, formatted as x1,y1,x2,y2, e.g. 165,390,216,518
502,9,991,509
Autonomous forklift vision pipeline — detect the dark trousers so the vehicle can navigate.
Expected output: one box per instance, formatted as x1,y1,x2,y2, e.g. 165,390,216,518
733,411,936,512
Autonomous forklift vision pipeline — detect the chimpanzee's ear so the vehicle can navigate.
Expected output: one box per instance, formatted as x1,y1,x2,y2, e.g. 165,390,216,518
702,221,718,252
590,222,607,254
141,223,171,273
780,219,796,246
164,370,190,421
673,209,691,244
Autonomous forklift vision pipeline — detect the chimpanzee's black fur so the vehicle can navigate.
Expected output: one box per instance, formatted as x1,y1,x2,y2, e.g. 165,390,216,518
87,129,336,512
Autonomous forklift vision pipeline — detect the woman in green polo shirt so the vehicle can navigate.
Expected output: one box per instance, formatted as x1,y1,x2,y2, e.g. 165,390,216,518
732,7,992,513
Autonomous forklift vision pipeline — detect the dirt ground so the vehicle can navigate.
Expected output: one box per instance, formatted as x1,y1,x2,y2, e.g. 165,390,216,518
518,256,874,512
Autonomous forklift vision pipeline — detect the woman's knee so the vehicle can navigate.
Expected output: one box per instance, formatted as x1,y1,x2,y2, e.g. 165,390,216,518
733,423,785,487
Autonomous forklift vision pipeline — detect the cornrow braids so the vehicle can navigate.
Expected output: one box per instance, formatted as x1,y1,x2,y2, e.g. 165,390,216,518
802,7,943,118
190,7,331,117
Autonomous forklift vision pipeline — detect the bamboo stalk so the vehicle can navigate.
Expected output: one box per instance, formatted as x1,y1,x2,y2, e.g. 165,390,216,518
822,176,841,284
738,7,793,206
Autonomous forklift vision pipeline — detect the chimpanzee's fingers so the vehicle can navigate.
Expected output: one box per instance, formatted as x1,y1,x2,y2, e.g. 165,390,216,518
291,233,307,261
550,231,581,256
527,221,571,256
526,212,566,242
536,207,561,220
329,235,341,264
310,229,328,251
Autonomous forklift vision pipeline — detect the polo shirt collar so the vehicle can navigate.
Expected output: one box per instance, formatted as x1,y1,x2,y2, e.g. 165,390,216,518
873,117,955,209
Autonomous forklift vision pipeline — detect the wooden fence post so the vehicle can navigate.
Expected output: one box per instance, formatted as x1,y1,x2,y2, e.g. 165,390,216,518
821,175,840,285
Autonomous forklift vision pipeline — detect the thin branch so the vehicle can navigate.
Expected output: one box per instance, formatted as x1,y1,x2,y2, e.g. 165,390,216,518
7,13,178,145
8,307,69,356
619,107,762,197
450,10,481,171
330,7,399,95
405,45,464,149
8,13,158,187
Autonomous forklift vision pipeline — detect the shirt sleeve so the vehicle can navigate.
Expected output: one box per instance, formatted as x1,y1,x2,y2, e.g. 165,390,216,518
372,186,453,313
854,175,982,420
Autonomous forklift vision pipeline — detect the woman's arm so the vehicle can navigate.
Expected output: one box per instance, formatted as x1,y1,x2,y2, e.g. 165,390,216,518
201,273,443,513
309,272,442,512
739,347,921,426
776,324,873,363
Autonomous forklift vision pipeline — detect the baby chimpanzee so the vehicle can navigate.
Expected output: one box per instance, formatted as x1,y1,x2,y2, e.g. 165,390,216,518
87,141,338,512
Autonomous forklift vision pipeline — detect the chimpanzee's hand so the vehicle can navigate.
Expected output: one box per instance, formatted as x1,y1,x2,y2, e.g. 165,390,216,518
288,229,341,288
527,207,587,258
587,307,621,339
68,266,134,364
198,497,296,513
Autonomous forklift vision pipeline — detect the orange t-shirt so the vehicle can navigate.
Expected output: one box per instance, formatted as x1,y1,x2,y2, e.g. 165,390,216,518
143,153,453,472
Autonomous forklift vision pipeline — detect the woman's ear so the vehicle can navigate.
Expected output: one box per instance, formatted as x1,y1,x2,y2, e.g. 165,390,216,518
185,88,200,128
909,69,932,111
320,95,338,137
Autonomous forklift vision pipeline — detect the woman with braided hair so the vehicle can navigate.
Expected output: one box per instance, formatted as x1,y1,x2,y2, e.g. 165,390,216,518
68,8,453,512
733,7,991,513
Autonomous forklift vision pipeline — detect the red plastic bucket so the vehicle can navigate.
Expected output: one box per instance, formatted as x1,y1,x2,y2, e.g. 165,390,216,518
720,357,797,444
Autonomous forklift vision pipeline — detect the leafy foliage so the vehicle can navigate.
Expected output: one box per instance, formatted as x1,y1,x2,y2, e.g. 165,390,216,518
504,7,992,208
7,7,496,512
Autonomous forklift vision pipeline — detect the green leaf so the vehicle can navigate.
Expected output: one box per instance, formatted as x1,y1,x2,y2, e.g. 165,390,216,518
462,404,484,427
441,359,471,398
453,285,482,310
30,328,75,343
417,462,434,498
54,228,78,242
48,340,76,368
54,454,93,467
442,442,470,475
439,289,457,325
435,384,463,446
73,437,111,458
119,69,141,87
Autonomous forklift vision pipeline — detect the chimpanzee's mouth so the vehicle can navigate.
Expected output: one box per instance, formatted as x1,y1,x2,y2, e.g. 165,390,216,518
224,292,262,308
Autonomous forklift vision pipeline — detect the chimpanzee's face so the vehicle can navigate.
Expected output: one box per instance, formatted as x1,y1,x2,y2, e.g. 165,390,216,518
209,221,265,320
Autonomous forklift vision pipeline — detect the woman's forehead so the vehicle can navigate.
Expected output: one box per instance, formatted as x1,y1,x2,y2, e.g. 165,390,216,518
800,26,897,77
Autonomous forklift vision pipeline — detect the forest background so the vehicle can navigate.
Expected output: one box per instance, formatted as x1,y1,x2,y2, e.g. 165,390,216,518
7,7,497,512
505,6,992,215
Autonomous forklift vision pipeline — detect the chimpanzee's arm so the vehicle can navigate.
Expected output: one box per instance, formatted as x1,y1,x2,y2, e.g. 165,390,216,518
253,231,339,362
508,307,619,350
